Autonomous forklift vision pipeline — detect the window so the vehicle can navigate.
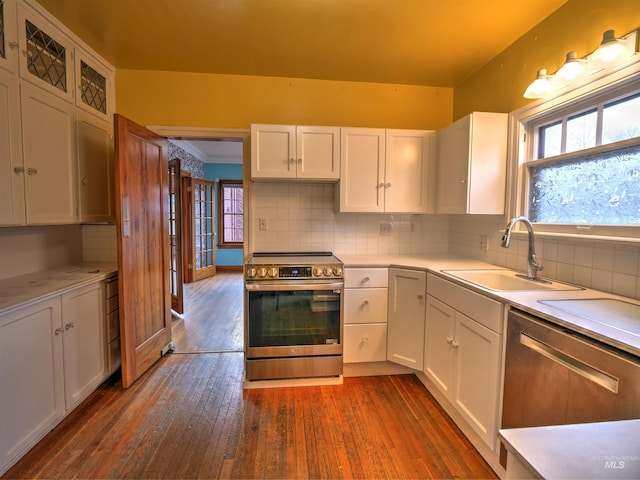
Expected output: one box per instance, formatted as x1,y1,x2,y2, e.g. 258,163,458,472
218,180,243,247
519,79,640,237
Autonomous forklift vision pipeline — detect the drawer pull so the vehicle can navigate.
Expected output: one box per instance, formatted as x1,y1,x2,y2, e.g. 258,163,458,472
361,300,369,306
362,276,370,283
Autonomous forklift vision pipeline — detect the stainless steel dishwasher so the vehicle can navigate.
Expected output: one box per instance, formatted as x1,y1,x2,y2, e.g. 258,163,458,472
500,308,640,466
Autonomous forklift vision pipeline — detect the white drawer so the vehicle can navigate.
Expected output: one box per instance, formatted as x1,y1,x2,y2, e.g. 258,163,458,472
427,273,503,333
344,268,388,288
344,323,387,363
344,288,387,324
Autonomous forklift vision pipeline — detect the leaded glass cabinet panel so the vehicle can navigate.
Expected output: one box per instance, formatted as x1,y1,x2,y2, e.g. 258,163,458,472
17,4,72,101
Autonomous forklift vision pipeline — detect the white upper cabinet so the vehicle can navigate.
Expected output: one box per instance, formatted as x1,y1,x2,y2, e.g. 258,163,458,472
0,67,25,225
16,3,74,103
20,80,77,224
385,129,434,213
74,47,114,121
251,124,340,180
338,128,434,213
0,0,19,74
436,112,508,214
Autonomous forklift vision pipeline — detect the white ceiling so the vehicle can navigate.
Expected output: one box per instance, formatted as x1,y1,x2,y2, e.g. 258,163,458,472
171,139,243,164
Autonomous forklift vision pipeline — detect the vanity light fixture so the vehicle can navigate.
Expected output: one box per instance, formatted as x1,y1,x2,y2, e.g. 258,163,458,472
523,68,552,99
522,28,638,99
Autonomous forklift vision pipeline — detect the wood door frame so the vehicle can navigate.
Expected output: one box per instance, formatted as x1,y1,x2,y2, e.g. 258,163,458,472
146,126,251,260
169,158,184,314
190,178,217,282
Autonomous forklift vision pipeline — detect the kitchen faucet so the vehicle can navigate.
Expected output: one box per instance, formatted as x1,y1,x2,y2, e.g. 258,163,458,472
501,216,544,281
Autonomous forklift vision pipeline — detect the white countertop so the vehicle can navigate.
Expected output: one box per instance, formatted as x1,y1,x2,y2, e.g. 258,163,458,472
0,262,118,315
499,420,640,479
337,254,640,357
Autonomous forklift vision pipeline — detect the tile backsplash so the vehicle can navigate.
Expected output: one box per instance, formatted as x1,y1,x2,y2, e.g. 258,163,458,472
82,224,117,262
251,183,449,255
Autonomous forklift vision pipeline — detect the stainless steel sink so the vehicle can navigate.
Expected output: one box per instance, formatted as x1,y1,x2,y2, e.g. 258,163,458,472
539,298,640,335
442,269,583,292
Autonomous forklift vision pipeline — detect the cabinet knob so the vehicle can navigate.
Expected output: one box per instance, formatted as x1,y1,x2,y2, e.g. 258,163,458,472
65,322,75,330
417,294,424,301
297,158,302,164
362,276,370,283
361,300,369,306
22,49,33,58
446,336,453,344
385,183,392,188
14,166,25,174
361,336,369,343
81,178,89,186
54,327,63,336
451,340,459,348
289,158,295,164
377,183,385,188
8,41,19,50
460,179,466,184
27,167,38,175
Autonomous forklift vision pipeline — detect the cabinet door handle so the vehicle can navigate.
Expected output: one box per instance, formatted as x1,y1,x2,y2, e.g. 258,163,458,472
361,300,369,306
14,166,25,174
446,336,454,344
22,49,33,58
27,167,38,175
361,336,369,344
362,276,370,283
8,41,19,50
417,294,424,301
451,340,459,348
297,158,302,164
65,322,75,330
385,183,392,188
54,327,63,336
377,183,385,188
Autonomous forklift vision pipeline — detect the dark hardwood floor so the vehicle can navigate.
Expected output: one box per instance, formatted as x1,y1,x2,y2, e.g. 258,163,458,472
3,272,497,480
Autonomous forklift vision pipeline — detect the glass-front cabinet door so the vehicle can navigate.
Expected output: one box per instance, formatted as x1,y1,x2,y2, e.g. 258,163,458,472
75,48,113,120
17,3,73,102
0,0,18,74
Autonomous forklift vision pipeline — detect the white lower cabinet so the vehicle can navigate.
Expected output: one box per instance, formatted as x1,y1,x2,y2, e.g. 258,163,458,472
343,268,388,363
387,268,426,370
0,278,112,475
424,274,503,451
0,297,64,473
61,282,106,410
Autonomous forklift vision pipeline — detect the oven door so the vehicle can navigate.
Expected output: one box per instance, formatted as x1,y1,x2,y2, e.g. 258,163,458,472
245,281,343,359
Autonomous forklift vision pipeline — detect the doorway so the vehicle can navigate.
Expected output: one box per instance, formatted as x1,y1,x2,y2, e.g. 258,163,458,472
151,126,250,354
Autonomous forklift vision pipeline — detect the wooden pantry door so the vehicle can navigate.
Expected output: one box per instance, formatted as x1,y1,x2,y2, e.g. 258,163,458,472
114,114,172,388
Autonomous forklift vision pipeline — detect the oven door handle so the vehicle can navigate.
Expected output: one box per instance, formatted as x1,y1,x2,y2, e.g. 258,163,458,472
245,282,343,292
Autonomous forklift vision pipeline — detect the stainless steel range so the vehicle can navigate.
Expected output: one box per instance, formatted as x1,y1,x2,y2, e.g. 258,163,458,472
244,252,344,381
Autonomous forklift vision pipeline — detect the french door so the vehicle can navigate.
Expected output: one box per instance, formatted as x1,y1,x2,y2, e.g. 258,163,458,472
168,159,184,314
183,178,216,282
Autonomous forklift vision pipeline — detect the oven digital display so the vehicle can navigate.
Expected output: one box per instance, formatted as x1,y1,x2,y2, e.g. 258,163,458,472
279,266,312,278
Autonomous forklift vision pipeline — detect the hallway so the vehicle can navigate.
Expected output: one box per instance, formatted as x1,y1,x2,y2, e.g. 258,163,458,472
171,271,244,354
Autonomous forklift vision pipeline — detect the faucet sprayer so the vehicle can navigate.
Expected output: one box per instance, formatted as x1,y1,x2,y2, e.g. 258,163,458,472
501,216,543,280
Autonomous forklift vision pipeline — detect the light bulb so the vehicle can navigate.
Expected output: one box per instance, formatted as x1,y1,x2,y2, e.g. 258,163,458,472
524,69,551,99
597,30,626,62
557,51,585,80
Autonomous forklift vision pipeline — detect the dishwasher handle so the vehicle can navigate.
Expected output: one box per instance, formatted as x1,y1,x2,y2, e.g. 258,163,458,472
520,332,619,393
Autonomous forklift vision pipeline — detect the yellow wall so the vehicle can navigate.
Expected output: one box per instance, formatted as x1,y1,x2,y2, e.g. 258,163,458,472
454,0,640,118
115,70,453,130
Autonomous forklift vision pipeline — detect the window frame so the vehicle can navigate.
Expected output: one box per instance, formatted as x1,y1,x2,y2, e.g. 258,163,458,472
507,58,640,242
217,179,244,249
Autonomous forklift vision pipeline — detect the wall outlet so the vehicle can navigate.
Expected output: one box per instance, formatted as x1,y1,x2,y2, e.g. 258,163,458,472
380,222,393,236
480,235,489,251
259,218,268,231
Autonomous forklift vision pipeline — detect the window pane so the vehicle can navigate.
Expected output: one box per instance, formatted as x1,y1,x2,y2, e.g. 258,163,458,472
603,94,640,145
537,121,562,159
566,109,597,153
528,144,640,225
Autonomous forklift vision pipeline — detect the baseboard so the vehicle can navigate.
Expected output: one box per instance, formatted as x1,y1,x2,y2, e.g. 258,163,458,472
216,265,243,271
343,361,414,377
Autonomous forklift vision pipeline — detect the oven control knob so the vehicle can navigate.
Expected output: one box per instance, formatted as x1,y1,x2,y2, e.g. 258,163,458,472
313,267,323,277
333,267,343,277
257,267,267,278
268,267,278,278
246,267,257,279
323,267,333,277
